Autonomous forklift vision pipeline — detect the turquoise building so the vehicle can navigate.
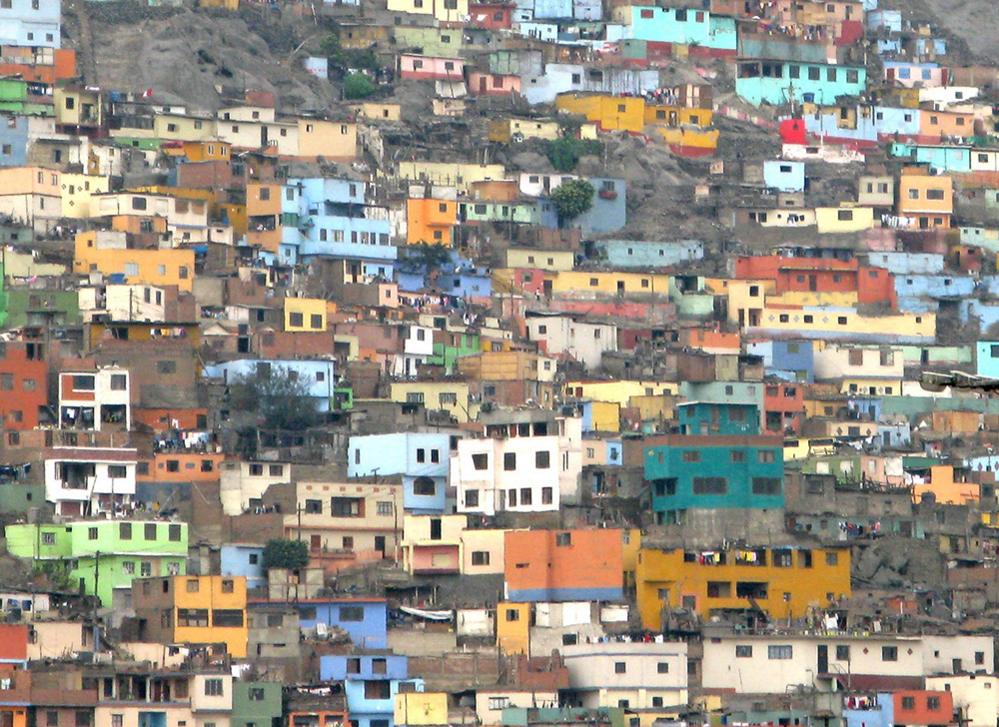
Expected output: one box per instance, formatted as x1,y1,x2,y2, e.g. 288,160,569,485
677,402,760,436
735,60,867,106
645,435,785,524
624,6,737,52
977,341,999,379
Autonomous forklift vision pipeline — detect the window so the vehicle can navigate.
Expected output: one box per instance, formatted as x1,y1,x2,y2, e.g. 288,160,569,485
119,523,132,540
657,662,669,673
768,645,793,660
682,451,700,463
213,609,243,626
377,502,393,516
489,697,510,710
89,527,98,540
73,375,95,391
157,360,176,374
825,552,839,566
752,478,781,495
249,687,265,701
927,696,940,710
178,608,209,627
339,606,364,621
693,477,727,494
110,374,127,390
75,712,90,727
109,465,127,478
204,678,224,696
465,490,479,507
614,662,626,674
541,487,553,504
471,551,490,566
735,645,753,658
535,451,550,469
472,454,488,470
927,189,945,200
364,681,391,700
413,478,436,496
504,453,517,471
758,450,776,464
808,67,820,81
169,524,182,541
901,696,915,710
556,532,572,547
187,579,200,593
882,646,898,661
846,69,859,83
836,645,850,661
837,210,853,221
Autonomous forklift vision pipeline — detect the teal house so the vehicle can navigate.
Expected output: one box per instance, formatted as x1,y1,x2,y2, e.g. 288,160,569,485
644,435,785,524
677,402,760,435
735,60,866,106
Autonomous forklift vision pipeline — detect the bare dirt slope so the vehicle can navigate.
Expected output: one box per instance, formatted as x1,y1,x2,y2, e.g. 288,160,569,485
63,2,337,111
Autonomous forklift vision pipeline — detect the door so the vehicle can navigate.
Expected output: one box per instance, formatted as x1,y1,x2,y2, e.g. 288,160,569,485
817,644,828,674
808,274,817,291
261,125,268,147
616,281,625,295
375,535,386,557
543,279,553,297
479,77,487,93
310,534,321,551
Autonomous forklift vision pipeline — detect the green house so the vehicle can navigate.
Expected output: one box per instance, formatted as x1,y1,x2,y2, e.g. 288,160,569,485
332,386,354,411
0,262,7,328
232,681,283,727
0,481,44,515
4,288,81,329
430,331,480,373
6,520,188,606
645,435,785,524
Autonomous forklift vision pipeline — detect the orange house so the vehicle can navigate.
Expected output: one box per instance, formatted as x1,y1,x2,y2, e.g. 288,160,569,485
246,182,283,251
897,167,952,229
917,109,975,142
137,451,226,484
0,624,29,668
406,197,457,245
183,141,232,162
892,690,953,726
504,529,624,601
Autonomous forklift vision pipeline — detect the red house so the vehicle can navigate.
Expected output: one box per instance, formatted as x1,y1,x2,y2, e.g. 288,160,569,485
468,2,514,29
0,342,49,431
763,381,804,435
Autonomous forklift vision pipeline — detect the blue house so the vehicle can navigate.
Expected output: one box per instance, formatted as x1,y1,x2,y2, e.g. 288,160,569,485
320,654,423,727
271,178,396,278
220,544,266,591
623,6,737,52
677,402,760,436
762,160,805,193
978,341,999,378
589,239,703,268
571,177,626,235
867,9,902,33
204,358,336,412
0,116,29,167
0,0,61,48
737,61,866,106
348,432,450,513
253,597,388,647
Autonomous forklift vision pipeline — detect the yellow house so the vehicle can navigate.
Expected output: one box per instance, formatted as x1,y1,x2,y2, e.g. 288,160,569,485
564,380,678,404
621,528,641,577
284,297,328,332
54,86,102,129
840,377,903,396
768,290,859,308
748,307,935,341
297,119,357,161
73,232,196,292
814,205,875,233
549,270,672,297
348,102,402,122
589,401,621,432
505,248,575,271
59,172,110,218
725,279,775,326
496,601,530,654
171,576,247,658
784,437,836,462
557,94,646,132
387,0,468,23
636,546,851,628
389,381,474,422
153,113,216,142
396,692,449,727
394,162,505,195
488,118,564,143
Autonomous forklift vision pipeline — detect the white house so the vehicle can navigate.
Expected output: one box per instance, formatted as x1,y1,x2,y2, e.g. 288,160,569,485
45,446,137,517
58,368,131,431
525,314,617,370
561,640,688,709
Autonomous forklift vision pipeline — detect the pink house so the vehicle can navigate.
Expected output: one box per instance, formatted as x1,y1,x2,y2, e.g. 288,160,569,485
468,72,521,96
398,54,465,81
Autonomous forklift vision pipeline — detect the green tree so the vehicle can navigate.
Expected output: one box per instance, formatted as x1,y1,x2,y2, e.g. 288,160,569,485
262,539,309,570
544,137,602,172
228,364,322,431
399,242,452,273
551,179,594,227
343,72,376,100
